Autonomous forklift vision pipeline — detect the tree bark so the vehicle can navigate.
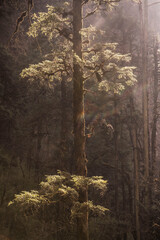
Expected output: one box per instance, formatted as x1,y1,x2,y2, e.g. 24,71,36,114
59,76,68,171
35,120,42,181
114,94,119,215
130,97,141,240
151,38,159,183
142,0,150,209
73,0,89,239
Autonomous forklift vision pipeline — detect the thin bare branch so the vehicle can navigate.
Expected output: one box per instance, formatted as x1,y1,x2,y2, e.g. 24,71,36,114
148,1,160,6
83,8,98,19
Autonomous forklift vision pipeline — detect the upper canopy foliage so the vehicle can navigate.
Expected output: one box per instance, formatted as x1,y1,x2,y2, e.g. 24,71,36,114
21,1,137,94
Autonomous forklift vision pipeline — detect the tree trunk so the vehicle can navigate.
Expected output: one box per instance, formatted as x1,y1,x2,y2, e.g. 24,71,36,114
128,32,141,240
73,0,89,239
35,120,42,181
114,94,119,215
151,38,159,184
59,76,68,171
130,97,141,240
142,0,150,209
121,158,126,213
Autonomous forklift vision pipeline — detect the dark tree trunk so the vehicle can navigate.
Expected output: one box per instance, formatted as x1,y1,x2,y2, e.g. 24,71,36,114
35,120,42,181
59,76,68,171
73,0,89,239
130,97,141,240
114,94,119,215
121,158,126,213
142,0,150,209
151,38,159,184
128,36,141,240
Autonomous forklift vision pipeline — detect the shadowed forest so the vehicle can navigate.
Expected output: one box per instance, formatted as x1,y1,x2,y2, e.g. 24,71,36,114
0,0,160,239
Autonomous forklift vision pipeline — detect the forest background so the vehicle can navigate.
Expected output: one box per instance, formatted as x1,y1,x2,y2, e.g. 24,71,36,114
0,0,160,239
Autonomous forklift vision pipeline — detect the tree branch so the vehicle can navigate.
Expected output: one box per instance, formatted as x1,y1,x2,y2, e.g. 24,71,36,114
55,27,73,42
83,8,98,19
148,1,160,6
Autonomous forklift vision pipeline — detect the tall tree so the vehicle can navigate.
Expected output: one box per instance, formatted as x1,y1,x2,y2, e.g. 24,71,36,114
59,75,68,171
141,0,150,208
17,1,137,239
113,94,119,215
130,97,140,240
151,37,159,184
73,0,89,239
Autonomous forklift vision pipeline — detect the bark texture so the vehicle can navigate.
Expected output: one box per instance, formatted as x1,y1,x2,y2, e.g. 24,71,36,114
73,0,89,239
142,0,150,208
114,95,119,215
151,38,159,180
59,76,68,171
130,98,140,240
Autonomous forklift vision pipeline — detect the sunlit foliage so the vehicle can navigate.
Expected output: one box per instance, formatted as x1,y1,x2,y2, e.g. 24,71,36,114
21,3,137,94
9,171,108,218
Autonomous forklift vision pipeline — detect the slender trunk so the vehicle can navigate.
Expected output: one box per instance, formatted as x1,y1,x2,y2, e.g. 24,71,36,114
59,76,68,171
56,77,68,239
142,0,150,209
121,159,126,213
151,38,159,182
73,0,89,239
114,94,119,215
35,121,42,181
130,97,140,240
128,179,133,215
128,34,140,238
133,128,140,240
120,123,126,214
